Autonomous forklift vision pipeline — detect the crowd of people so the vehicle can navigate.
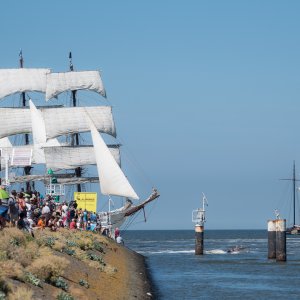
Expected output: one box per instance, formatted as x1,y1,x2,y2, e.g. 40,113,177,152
0,186,123,243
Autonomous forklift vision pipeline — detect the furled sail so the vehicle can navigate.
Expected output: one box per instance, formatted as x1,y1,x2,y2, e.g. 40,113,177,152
43,145,121,171
9,174,99,185
46,71,106,100
54,177,99,185
0,106,115,139
0,68,50,99
89,116,139,200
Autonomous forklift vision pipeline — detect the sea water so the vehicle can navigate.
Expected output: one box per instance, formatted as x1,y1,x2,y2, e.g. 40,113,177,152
124,230,300,299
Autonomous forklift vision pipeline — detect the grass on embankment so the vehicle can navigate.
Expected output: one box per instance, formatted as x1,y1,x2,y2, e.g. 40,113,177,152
0,228,119,300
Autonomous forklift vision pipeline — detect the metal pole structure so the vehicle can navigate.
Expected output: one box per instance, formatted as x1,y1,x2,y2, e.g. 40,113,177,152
293,161,296,227
275,219,286,262
48,169,54,197
5,156,8,186
280,161,299,228
49,177,52,197
267,220,276,259
69,52,82,192
19,50,31,191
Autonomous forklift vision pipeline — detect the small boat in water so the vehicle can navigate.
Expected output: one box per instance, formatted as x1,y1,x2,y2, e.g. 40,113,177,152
226,246,246,254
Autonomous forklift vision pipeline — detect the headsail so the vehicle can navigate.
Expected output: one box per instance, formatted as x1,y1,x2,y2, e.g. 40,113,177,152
29,100,61,164
0,68,50,99
29,100,48,145
89,116,139,200
46,71,106,100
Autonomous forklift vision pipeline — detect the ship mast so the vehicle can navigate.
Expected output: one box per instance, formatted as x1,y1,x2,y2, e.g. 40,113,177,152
69,52,82,192
281,160,299,226
293,161,296,226
19,50,32,191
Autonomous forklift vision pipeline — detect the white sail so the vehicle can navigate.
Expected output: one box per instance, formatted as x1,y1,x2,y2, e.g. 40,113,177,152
29,100,60,146
89,117,139,199
0,108,31,138
0,145,31,167
0,101,61,165
41,106,116,139
0,143,57,166
0,68,50,99
43,145,121,171
0,138,12,148
29,100,47,144
0,106,115,139
109,211,127,228
29,100,61,164
0,138,13,168
46,71,106,100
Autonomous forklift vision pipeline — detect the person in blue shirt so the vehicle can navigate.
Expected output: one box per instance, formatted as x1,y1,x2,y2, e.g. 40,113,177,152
86,221,92,231
83,209,88,229
90,212,97,222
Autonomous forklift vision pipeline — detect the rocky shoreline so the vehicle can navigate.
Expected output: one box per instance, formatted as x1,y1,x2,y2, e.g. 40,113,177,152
0,228,156,300
123,247,156,300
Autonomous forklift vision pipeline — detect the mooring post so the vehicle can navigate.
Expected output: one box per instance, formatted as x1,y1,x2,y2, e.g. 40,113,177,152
275,219,286,262
267,220,276,259
192,193,208,256
195,224,204,255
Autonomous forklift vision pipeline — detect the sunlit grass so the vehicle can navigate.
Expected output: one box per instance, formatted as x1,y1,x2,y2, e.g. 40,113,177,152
0,227,116,299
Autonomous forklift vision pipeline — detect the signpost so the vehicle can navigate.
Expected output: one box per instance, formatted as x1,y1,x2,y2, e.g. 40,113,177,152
74,192,97,212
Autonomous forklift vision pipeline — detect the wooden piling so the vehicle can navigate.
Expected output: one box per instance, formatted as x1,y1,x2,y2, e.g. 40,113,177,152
275,219,286,262
267,220,276,259
195,224,204,255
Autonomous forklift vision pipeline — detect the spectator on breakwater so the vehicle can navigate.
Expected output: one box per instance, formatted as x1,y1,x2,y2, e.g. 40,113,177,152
0,188,122,241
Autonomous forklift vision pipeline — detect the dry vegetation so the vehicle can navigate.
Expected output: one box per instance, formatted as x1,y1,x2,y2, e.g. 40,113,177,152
0,228,122,300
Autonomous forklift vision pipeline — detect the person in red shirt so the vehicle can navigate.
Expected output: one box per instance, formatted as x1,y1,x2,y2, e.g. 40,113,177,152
17,193,26,213
69,218,77,230
115,227,120,239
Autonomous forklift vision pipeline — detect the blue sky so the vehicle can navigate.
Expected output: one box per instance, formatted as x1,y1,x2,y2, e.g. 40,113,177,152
1,1,300,229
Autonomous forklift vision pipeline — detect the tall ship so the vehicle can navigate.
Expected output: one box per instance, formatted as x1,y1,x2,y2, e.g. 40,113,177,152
0,51,159,232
